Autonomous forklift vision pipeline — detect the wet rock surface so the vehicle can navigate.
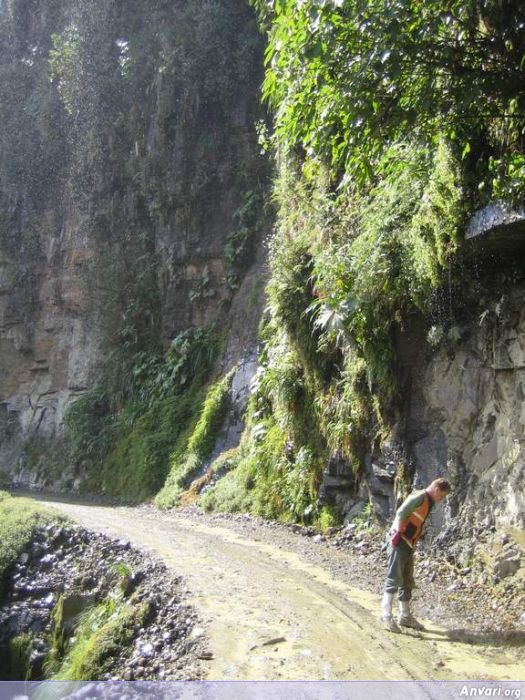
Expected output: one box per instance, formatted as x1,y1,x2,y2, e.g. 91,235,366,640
0,523,205,680
465,202,525,251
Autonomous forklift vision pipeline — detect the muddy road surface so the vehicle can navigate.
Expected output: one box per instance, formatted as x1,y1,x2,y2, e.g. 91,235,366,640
34,499,524,681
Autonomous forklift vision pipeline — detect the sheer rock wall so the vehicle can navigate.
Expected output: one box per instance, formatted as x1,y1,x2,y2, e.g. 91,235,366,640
0,0,266,484
397,284,525,530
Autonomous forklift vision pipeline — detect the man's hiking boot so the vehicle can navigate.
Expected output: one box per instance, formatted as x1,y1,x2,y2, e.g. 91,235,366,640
398,602,425,630
380,614,401,633
380,591,400,632
398,614,425,630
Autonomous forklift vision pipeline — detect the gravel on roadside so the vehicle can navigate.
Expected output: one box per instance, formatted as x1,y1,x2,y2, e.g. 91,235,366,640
167,505,525,642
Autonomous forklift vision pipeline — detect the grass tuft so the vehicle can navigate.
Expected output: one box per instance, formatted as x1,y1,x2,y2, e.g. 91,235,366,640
0,497,65,599
47,596,150,680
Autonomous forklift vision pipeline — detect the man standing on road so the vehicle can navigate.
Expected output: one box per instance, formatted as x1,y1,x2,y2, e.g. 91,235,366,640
380,477,452,633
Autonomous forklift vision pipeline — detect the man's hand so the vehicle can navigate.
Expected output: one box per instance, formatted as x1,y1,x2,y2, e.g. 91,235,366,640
390,530,402,546
390,519,407,546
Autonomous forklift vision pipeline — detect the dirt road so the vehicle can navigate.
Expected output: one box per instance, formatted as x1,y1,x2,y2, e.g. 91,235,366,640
36,499,524,681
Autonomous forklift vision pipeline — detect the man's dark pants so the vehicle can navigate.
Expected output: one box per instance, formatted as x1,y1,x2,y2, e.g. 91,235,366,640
384,538,414,602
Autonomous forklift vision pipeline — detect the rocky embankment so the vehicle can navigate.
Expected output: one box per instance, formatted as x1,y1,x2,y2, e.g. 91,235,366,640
0,523,207,680
329,522,525,637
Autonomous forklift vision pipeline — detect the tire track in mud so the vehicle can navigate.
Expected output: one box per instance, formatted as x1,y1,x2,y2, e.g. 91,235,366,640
35,499,524,682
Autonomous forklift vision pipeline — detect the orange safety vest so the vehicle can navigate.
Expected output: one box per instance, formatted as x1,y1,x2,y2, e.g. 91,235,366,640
401,491,433,548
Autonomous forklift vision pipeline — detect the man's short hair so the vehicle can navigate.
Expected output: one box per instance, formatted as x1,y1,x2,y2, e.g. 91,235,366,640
430,477,452,494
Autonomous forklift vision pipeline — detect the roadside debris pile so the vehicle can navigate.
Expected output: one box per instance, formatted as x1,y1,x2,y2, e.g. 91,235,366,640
328,523,525,635
0,523,206,680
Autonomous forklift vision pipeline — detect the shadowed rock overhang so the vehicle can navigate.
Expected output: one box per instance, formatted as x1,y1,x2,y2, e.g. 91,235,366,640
466,202,525,253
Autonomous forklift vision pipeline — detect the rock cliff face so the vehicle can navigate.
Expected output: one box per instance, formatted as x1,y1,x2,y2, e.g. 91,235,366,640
323,260,525,532
397,281,525,531
0,0,266,484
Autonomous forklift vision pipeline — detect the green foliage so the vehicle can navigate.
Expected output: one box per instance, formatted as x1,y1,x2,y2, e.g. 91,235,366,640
129,325,221,408
209,447,239,476
64,324,221,501
257,0,525,198
47,597,149,680
63,388,115,473
46,595,68,671
198,448,242,512
9,633,34,680
200,466,253,514
203,399,326,522
0,498,65,599
488,150,525,200
49,26,83,116
224,188,265,290
242,395,326,523
187,372,232,457
278,141,463,473
189,267,216,303
278,446,316,521
97,392,203,503
352,503,373,533
205,139,463,523
43,0,521,524
317,504,342,533
317,355,374,467
235,419,291,520
160,327,221,398
155,372,233,508
312,140,463,386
